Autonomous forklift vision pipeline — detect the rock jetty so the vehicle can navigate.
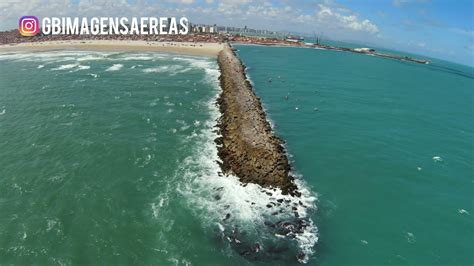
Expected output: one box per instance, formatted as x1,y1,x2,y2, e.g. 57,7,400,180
216,43,299,196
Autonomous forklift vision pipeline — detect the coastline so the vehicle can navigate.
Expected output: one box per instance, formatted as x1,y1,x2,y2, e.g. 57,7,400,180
232,42,431,64
0,40,224,57
216,43,299,195
0,38,299,194
0,36,321,262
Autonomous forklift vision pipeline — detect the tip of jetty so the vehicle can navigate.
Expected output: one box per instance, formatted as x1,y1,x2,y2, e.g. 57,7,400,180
215,43,299,196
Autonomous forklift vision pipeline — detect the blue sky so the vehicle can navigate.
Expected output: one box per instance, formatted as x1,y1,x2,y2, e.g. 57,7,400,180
1,0,473,65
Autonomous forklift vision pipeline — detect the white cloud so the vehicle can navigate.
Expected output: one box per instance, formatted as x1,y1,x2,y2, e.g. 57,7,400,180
0,0,380,39
315,4,379,34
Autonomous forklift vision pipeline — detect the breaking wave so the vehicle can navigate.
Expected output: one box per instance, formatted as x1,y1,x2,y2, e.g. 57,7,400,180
0,51,319,262
142,65,191,75
105,64,123,72
175,58,318,264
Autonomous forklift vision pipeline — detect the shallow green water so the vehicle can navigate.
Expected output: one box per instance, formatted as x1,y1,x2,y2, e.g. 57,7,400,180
0,51,223,264
0,46,472,265
235,44,474,266
0,50,317,265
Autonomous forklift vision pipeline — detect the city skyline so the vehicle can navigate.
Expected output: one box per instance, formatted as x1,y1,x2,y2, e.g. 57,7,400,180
0,0,473,66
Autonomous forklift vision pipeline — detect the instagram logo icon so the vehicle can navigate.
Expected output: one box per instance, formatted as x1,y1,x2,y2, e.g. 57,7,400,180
19,16,39,36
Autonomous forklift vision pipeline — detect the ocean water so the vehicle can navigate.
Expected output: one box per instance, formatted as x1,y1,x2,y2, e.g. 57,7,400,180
235,44,474,265
0,46,472,265
0,50,317,265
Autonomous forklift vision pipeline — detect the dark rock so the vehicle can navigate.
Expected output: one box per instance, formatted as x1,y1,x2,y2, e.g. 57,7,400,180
297,251,306,261
223,213,231,221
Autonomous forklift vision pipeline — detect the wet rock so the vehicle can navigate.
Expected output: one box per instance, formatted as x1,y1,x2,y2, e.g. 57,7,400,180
223,213,231,221
254,243,261,253
264,221,275,227
297,251,306,261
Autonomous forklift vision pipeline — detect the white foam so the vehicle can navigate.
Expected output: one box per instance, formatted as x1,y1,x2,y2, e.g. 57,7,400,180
175,63,318,263
105,64,123,72
69,65,91,72
76,54,108,61
119,55,155,61
46,218,60,232
142,65,189,76
151,196,168,219
0,51,95,64
77,65,90,70
173,56,219,80
150,98,160,107
406,232,416,243
51,64,78,71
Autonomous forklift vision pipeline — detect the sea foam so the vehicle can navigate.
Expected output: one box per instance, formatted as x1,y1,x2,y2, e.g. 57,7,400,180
105,64,123,72
174,57,318,263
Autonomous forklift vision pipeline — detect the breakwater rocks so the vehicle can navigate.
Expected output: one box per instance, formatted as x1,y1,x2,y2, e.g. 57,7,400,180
215,43,299,196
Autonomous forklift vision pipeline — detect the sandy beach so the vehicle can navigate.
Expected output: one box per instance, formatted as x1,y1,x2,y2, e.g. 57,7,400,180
0,40,224,57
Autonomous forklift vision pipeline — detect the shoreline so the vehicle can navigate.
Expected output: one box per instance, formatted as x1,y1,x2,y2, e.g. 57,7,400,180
232,41,431,64
0,40,224,57
216,43,299,196
0,38,300,194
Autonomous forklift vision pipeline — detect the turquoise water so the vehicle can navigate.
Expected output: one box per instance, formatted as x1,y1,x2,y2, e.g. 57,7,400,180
235,44,474,265
0,46,472,265
0,51,222,264
0,50,317,265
